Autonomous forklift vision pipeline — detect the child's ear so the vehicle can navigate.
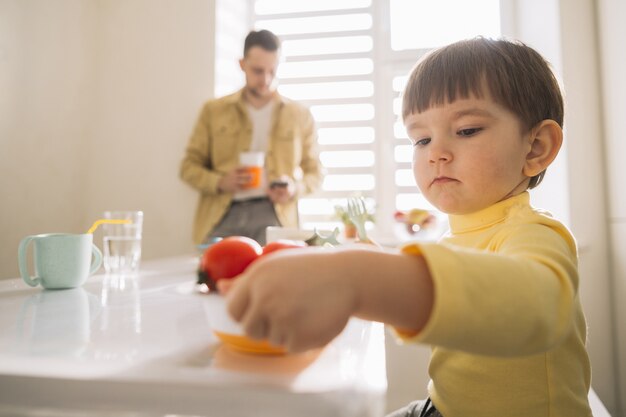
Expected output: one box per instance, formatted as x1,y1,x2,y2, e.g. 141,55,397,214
523,119,563,178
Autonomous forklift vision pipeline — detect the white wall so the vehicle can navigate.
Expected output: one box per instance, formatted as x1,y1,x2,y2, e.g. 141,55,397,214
557,0,619,413
597,0,626,414
1,0,97,276
0,0,216,280
81,0,215,262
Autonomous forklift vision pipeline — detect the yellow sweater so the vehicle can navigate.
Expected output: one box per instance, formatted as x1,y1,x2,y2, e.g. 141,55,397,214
399,192,592,417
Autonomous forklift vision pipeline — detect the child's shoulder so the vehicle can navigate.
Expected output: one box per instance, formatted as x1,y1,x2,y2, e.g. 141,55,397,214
502,200,577,255
504,197,562,227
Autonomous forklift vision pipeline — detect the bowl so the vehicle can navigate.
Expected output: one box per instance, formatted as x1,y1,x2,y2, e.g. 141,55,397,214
201,293,286,355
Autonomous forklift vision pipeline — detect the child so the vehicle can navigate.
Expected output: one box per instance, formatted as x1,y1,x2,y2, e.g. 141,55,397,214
224,38,592,417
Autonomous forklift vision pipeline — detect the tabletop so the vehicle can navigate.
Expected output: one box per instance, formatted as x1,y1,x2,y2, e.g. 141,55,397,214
0,256,387,417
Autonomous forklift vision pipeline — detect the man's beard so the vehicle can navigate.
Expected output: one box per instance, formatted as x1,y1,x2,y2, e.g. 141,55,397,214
247,84,274,99
247,87,263,98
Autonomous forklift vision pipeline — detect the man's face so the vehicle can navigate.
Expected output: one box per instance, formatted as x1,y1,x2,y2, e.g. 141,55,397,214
239,46,279,100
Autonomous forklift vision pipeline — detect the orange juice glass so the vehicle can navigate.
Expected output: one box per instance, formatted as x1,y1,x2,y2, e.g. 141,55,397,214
239,151,264,189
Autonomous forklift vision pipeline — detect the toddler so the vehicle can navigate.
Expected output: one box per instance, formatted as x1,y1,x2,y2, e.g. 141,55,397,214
225,38,592,417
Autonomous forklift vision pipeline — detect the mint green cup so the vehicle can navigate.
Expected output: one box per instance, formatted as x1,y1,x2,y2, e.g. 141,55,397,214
18,233,102,290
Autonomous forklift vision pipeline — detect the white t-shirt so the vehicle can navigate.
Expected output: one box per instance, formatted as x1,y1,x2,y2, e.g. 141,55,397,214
233,102,273,201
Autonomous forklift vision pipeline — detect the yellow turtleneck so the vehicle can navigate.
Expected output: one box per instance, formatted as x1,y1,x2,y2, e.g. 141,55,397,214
397,192,592,417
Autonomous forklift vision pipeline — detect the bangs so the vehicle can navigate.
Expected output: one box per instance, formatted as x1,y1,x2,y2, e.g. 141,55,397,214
402,43,491,120
401,38,563,131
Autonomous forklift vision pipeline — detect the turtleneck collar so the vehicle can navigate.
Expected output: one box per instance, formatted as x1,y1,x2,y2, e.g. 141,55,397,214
448,192,530,234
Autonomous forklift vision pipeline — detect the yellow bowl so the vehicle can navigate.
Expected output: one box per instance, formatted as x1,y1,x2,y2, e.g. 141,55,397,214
202,293,286,355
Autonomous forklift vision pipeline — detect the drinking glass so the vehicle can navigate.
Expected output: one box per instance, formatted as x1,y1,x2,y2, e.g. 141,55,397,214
239,151,265,189
102,211,143,274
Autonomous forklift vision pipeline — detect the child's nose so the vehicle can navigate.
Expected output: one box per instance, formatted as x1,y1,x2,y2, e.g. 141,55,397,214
428,140,452,163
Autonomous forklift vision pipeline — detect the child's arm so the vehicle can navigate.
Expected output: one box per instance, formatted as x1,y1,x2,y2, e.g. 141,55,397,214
226,246,433,353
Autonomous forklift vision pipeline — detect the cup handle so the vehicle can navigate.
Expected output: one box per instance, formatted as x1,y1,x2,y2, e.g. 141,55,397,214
18,235,40,287
89,244,103,275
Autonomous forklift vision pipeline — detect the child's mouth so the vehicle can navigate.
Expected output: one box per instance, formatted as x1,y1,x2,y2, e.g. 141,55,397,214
432,176,457,185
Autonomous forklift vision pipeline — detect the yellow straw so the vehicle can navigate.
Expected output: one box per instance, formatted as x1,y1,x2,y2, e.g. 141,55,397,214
87,219,131,234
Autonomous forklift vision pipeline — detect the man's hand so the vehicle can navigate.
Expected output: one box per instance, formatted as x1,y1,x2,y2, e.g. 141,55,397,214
218,168,254,193
267,175,295,204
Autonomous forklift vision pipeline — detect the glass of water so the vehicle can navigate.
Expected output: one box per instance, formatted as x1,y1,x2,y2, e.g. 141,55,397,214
102,211,143,274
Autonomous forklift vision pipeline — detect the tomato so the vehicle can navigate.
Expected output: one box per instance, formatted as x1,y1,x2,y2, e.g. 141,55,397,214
201,237,262,284
261,239,307,257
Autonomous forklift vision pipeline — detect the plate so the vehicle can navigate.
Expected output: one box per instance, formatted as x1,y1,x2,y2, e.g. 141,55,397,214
202,293,286,355
212,331,286,355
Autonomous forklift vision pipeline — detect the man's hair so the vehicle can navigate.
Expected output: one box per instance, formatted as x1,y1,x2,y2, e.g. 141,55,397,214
243,29,281,56
401,37,564,189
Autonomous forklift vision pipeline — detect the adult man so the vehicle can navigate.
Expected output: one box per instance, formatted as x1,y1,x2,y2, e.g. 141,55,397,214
180,29,322,245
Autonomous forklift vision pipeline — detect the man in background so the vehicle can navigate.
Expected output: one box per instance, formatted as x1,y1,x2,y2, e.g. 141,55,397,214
180,29,322,245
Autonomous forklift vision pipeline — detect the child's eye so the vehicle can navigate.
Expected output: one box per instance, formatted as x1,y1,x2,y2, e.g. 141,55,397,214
457,127,482,137
412,138,431,147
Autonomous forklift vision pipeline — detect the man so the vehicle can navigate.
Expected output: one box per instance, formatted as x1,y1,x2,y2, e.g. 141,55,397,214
180,29,322,245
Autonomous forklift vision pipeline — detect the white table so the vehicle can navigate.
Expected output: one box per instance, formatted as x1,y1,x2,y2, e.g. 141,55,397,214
0,256,387,417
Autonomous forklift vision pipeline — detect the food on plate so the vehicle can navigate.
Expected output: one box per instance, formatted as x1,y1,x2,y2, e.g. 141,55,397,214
199,236,262,291
261,239,307,256
394,208,436,234
198,236,312,293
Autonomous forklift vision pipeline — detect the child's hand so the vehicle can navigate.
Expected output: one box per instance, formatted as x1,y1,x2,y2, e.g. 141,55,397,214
225,248,358,353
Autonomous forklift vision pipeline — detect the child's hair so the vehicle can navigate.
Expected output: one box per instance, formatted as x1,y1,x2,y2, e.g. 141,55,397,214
401,37,564,189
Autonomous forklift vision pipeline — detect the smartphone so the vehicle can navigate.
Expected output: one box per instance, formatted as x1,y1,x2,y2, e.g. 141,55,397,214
270,180,289,189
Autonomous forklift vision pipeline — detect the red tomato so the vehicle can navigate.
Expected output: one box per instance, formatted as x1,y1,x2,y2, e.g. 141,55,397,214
201,236,262,281
261,239,307,257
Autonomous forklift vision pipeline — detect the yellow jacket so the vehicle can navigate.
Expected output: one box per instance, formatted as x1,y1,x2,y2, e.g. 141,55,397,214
399,192,592,417
180,89,323,244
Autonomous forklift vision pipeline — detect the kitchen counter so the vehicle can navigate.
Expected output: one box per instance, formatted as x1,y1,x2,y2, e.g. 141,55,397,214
0,256,386,417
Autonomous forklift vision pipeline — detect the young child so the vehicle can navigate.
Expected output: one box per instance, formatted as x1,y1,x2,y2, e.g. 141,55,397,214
224,38,592,417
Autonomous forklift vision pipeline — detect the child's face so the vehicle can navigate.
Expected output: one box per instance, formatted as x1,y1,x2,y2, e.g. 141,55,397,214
404,94,531,215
